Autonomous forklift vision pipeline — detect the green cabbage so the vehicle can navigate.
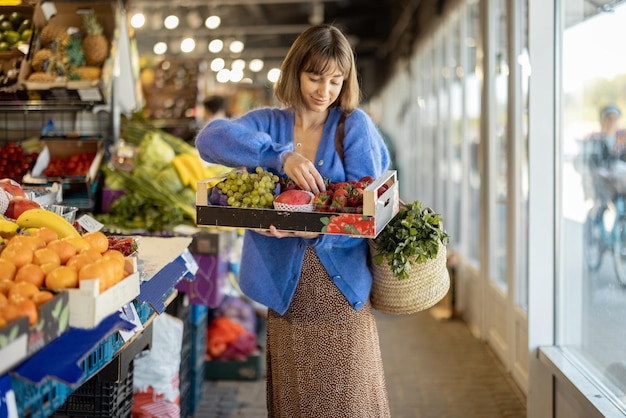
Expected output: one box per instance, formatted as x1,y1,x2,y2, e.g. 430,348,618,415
155,166,184,194
137,132,175,169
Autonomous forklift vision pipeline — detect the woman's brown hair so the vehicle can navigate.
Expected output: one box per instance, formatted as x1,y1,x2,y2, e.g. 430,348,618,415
274,24,360,113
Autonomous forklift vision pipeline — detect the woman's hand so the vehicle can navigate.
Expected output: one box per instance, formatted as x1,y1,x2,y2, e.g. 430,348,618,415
253,225,320,239
282,152,326,195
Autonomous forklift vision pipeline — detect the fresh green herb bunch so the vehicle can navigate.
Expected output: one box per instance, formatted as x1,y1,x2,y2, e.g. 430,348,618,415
372,200,450,280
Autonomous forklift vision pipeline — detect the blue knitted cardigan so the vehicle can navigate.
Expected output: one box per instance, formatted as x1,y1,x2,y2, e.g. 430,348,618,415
195,106,390,314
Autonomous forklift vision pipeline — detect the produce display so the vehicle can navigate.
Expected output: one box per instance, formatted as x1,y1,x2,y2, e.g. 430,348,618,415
42,151,96,177
0,208,135,329
95,121,230,232
210,167,280,208
0,142,39,183
0,11,31,52
27,10,108,83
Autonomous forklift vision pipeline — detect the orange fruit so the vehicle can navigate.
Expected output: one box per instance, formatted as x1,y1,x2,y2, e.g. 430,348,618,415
1,303,24,323
0,292,7,308
32,290,54,306
0,258,17,281
82,231,109,254
79,259,113,293
8,235,46,251
45,266,78,290
66,253,93,273
8,281,39,301
62,236,91,252
80,247,103,262
0,278,14,296
47,239,77,265
1,243,34,268
40,262,60,275
33,247,61,267
14,263,45,287
32,227,59,244
103,249,125,267
16,298,38,326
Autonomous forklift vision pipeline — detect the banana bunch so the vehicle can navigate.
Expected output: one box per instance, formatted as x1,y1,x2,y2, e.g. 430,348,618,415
15,208,80,239
0,218,19,238
171,152,230,192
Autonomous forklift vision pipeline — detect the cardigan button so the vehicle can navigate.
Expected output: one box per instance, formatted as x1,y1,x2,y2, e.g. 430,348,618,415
353,301,363,309
318,159,324,166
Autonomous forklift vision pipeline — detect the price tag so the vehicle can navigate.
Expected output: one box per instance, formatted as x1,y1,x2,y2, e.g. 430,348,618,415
77,88,102,102
76,214,104,232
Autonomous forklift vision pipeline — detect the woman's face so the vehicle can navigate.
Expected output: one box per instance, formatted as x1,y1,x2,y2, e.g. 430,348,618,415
299,65,344,113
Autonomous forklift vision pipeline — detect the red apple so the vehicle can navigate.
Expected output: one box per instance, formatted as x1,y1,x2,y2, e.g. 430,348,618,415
5,196,40,219
0,178,26,198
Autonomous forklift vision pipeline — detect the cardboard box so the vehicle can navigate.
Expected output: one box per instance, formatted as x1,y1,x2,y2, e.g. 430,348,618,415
21,1,118,103
204,349,263,381
27,291,69,355
22,137,104,198
0,316,29,375
196,170,400,238
67,257,140,329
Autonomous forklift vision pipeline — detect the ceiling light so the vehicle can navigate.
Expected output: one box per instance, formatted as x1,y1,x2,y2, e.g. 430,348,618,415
208,39,223,53
249,59,264,72
211,58,225,72
153,42,167,55
229,40,244,54
130,13,145,29
205,15,221,30
164,15,179,30
216,69,230,83
232,59,245,71
267,68,281,83
181,38,195,53
229,69,244,83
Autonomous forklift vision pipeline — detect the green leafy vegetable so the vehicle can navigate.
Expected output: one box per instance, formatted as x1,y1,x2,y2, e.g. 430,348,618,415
372,200,450,280
136,132,175,170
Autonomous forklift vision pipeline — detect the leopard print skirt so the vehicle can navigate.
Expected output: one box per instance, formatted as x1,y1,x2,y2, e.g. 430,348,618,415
266,247,390,418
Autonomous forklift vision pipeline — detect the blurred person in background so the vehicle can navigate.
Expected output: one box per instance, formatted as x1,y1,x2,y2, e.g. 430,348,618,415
203,95,229,124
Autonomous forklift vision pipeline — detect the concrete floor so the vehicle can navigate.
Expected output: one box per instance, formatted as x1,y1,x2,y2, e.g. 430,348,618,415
194,308,527,418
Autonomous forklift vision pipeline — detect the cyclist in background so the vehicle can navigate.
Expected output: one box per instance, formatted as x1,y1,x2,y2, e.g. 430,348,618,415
578,105,626,204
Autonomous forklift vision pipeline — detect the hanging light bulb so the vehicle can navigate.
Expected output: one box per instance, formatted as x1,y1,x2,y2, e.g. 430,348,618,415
130,13,145,29
153,42,167,55
181,37,195,53
205,15,221,30
249,59,264,72
210,58,225,72
164,15,179,30
229,40,244,54
232,59,245,71
208,39,223,53
216,68,231,83
267,68,281,83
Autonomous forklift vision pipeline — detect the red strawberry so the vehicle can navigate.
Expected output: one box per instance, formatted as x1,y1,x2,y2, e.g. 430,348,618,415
347,187,363,207
359,175,375,187
313,191,332,207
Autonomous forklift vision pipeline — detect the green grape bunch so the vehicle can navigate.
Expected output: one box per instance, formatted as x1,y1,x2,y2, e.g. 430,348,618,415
216,167,279,208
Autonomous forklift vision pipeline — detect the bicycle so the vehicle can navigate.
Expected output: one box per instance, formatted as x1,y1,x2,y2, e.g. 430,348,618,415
584,165,626,286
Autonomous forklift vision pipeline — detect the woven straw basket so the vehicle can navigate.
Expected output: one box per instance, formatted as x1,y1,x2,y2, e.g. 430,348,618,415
368,240,450,315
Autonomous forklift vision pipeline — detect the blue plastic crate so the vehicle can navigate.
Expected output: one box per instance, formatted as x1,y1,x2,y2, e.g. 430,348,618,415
133,300,154,324
190,304,209,324
81,331,124,378
13,377,73,418
188,362,206,415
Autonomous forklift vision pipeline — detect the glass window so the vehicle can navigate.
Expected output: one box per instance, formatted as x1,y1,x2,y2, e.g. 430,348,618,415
466,0,482,264
450,14,464,247
560,0,626,410
492,0,509,290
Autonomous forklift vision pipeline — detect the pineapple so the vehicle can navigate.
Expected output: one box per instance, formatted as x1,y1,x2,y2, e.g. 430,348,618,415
70,66,102,80
82,11,108,66
39,23,68,48
66,36,85,68
32,48,53,72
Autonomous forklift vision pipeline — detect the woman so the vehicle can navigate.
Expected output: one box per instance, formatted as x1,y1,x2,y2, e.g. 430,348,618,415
196,24,391,418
